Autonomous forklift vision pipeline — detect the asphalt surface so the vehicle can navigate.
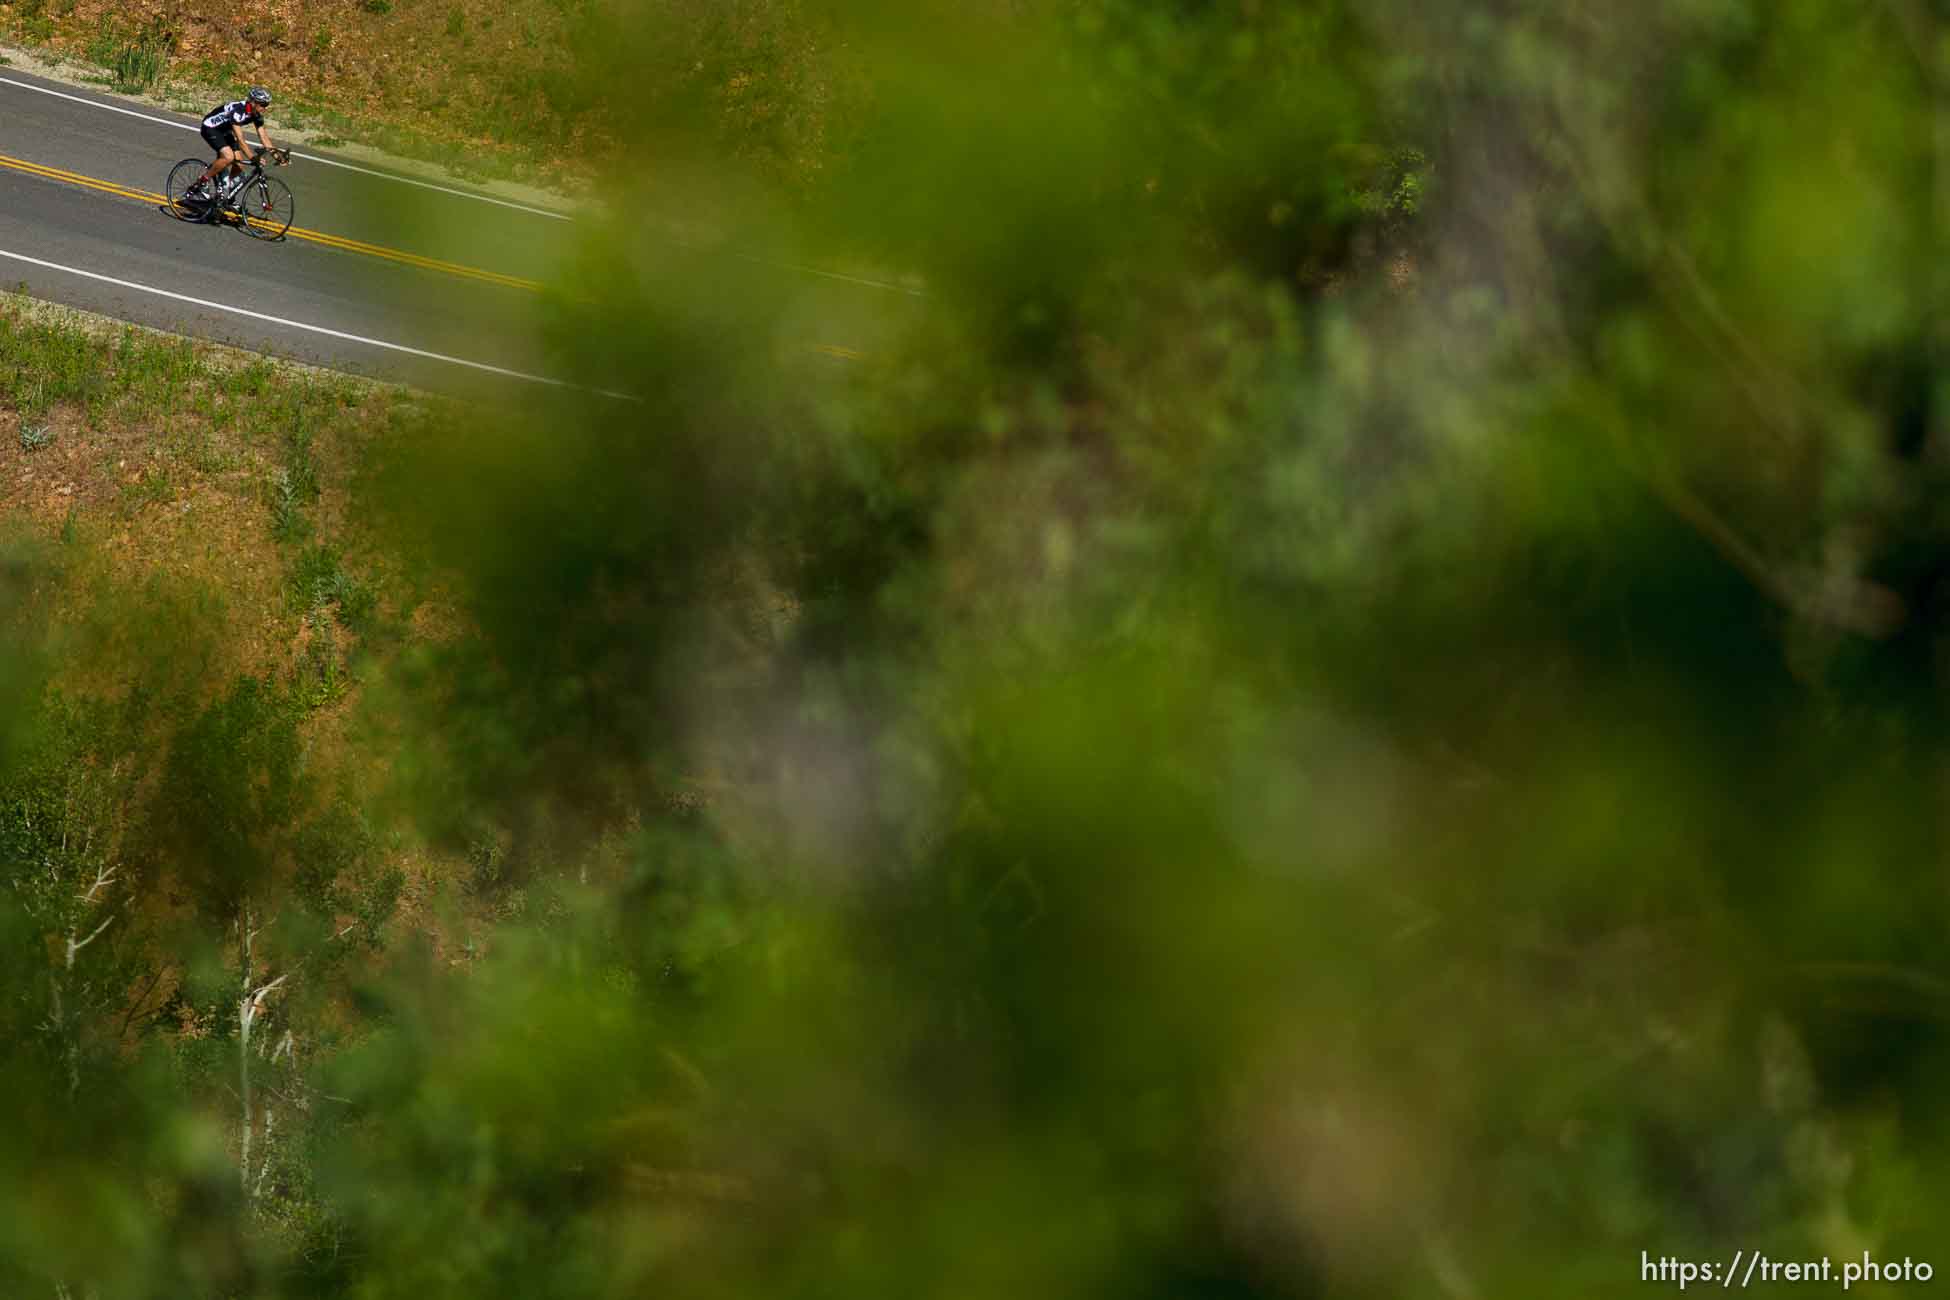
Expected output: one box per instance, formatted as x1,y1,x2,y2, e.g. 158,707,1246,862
0,66,912,396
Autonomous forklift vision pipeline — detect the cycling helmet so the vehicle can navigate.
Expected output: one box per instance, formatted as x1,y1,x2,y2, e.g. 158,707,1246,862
248,86,272,106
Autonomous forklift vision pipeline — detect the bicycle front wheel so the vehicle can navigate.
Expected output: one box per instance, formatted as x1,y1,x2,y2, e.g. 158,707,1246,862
165,158,210,220
238,175,294,240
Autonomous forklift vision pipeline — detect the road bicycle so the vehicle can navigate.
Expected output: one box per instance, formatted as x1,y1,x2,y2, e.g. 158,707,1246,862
165,148,294,240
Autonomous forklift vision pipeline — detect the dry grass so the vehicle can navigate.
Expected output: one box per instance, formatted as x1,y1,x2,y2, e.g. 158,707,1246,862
1,290,497,954
2,0,866,197
1,0,613,191
0,291,415,728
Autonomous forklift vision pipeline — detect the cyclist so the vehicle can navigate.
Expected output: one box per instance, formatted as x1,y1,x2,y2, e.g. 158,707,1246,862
188,86,284,200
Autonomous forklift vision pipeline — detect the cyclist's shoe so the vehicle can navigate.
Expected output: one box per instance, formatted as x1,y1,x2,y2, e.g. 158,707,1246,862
186,180,211,199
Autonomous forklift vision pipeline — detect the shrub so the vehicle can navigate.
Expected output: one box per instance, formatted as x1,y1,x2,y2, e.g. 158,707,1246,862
111,38,166,92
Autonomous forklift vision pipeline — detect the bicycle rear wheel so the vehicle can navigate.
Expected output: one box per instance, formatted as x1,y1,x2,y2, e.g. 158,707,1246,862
165,158,212,221
238,175,294,240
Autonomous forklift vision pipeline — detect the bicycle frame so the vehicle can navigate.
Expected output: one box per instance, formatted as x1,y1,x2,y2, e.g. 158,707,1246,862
167,150,293,239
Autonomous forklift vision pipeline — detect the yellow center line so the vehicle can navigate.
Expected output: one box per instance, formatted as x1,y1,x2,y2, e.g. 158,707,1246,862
0,150,157,205
277,225,543,291
0,150,870,360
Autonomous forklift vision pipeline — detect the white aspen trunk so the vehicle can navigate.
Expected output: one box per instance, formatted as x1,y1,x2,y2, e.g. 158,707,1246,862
239,999,253,1195
237,910,288,1197
54,866,116,1298
58,898,114,1099
239,909,256,1195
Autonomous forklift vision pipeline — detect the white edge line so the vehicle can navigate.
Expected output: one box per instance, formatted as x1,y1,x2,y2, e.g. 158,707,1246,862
285,152,572,221
0,73,575,222
729,251,928,298
0,244,637,400
0,74,185,131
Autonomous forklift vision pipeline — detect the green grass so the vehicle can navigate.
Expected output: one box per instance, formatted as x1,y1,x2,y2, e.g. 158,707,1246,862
293,629,351,710
0,296,446,836
85,14,171,93
286,543,377,635
269,421,321,544
269,469,313,544
2,308,215,431
121,465,174,509
110,38,165,92
0,3,608,193
279,100,359,154
0,294,439,573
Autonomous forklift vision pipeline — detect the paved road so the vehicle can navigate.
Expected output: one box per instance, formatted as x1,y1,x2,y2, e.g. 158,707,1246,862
0,66,912,396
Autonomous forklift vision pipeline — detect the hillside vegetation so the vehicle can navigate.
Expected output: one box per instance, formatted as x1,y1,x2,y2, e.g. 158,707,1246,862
5,1,1950,1296
1,0,860,191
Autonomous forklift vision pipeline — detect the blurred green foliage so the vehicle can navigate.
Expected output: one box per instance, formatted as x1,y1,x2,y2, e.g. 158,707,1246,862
6,0,1950,1295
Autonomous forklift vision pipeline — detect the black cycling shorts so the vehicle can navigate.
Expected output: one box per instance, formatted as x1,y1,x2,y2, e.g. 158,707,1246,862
201,123,242,155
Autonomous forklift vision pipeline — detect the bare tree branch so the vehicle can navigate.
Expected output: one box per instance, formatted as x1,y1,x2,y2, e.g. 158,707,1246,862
77,863,118,906
65,915,114,971
238,903,286,1196
117,968,167,1042
246,972,291,1017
